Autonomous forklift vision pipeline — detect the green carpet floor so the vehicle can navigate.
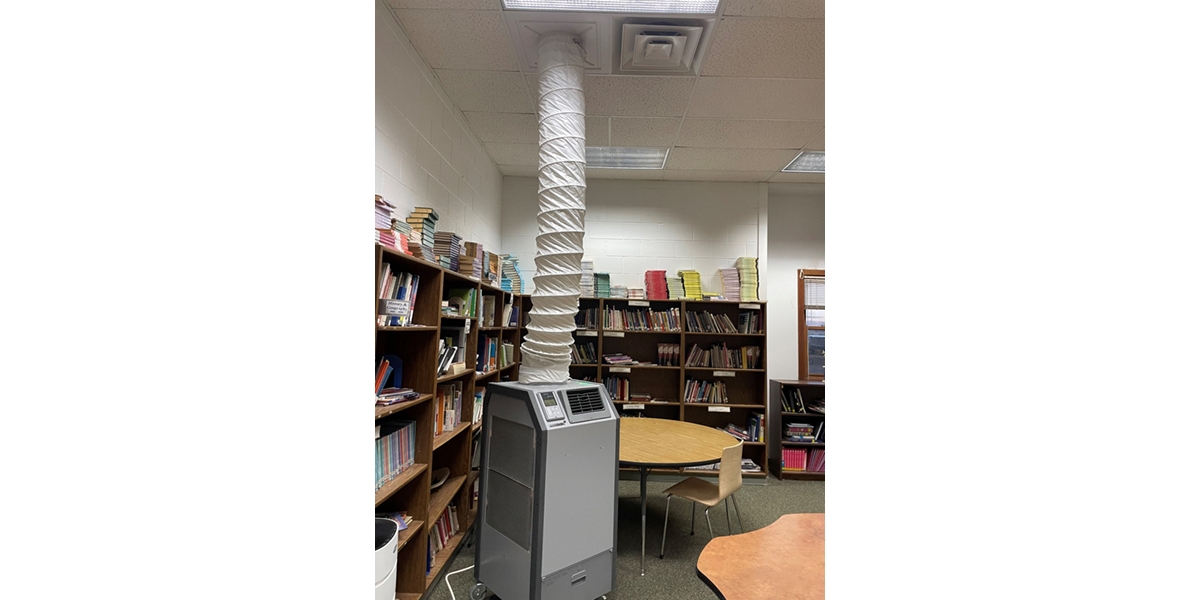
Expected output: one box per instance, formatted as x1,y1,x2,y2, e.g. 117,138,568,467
425,476,825,600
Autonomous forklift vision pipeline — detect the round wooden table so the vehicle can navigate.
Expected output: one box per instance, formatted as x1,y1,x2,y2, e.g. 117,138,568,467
697,513,825,600
618,417,739,576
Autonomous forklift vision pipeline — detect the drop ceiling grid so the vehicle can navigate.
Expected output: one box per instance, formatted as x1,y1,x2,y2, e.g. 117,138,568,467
388,2,824,182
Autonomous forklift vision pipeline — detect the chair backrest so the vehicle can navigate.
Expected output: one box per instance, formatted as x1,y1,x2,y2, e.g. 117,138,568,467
717,440,744,497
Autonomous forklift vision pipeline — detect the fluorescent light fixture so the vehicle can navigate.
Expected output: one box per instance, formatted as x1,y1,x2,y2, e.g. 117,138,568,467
586,147,669,169
502,0,719,14
782,150,825,173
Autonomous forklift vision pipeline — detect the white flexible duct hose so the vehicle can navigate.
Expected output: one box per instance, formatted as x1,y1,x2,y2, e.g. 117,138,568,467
520,33,586,384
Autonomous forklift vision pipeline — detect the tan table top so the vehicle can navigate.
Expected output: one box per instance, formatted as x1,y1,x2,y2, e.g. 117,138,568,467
618,417,739,468
697,513,825,600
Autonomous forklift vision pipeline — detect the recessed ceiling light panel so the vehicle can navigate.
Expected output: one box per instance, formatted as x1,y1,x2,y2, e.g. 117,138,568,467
586,147,669,169
502,0,719,14
782,151,825,173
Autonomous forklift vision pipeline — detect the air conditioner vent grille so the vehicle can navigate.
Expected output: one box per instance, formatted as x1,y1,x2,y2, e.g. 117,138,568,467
566,388,605,415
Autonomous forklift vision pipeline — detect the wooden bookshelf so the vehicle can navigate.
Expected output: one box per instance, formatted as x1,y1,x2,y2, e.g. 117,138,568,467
767,379,826,481
575,297,769,478
375,244,510,598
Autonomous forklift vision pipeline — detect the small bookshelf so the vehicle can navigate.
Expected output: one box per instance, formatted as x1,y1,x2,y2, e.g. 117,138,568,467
767,379,825,480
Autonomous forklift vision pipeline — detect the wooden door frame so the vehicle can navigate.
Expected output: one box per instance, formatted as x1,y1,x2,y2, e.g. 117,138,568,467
798,269,824,380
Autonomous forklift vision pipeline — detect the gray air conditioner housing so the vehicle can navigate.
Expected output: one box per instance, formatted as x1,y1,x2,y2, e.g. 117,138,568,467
473,380,619,600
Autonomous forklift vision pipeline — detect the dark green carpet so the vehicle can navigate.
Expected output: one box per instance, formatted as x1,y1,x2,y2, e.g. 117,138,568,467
425,476,825,600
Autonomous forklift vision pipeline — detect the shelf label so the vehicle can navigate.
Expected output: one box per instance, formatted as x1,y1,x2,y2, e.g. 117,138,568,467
738,303,761,310
578,330,598,337
625,403,645,410
629,300,650,307
610,367,631,373
713,370,735,377
708,406,731,413
603,331,625,338
380,299,409,316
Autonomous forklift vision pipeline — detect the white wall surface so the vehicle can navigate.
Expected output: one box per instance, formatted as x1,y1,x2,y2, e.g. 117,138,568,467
764,184,826,381
375,0,503,250
501,178,761,293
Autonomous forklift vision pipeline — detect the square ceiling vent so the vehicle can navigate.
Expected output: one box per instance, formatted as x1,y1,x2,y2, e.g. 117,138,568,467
614,18,713,76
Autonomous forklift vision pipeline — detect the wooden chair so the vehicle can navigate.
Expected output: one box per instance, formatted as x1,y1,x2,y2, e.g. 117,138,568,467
659,440,745,559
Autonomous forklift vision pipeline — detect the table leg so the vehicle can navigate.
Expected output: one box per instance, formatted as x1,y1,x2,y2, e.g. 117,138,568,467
640,466,648,576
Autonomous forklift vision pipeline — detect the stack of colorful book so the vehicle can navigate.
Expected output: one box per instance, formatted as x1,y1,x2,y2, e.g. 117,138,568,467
610,284,628,298
666,276,685,300
433,231,462,271
580,258,595,297
678,270,703,300
460,241,483,279
628,288,645,299
485,251,500,285
645,270,668,300
375,418,416,491
594,273,611,298
391,218,412,255
375,195,397,248
782,448,824,472
785,422,817,442
718,267,740,301
501,254,523,293
405,207,439,261
735,257,759,301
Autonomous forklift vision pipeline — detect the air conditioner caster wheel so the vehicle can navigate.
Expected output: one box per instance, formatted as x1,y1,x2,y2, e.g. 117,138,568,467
470,583,488,600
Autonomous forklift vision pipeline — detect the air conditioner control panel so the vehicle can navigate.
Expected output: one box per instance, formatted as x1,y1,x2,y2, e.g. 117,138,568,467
538,391,566,421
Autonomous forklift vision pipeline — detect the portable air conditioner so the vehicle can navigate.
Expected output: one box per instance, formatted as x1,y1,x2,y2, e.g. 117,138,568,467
375,518,399,600
471,380,619,600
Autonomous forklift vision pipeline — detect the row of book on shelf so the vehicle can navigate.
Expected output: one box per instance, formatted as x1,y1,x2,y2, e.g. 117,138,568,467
375,418,416,491
427,504,460,574
476,335,515,373
376,355,423,406
720,413,766,443
570,342,598,365
684,343,761,369
377,264,419,327
434,382,463,438
785,421,825,443
684,378,729,403
782,448,825,472
781,386,825,414
580,260,760,302
603,307,681,331
685,310,763,334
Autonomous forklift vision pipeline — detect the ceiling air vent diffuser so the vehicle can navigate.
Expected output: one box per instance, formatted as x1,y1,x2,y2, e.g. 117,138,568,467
619,22,703,73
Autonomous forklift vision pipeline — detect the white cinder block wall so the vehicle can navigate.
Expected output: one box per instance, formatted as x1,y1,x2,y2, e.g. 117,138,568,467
375,0,503,250
501,178,761,293
764,185,826,380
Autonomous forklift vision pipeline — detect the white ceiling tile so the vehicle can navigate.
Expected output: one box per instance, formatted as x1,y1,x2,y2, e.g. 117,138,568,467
388,0,500,9
804,127,824,151
609,118,681,147
687,78,823,120
395,10,518,71
702,18,823,78
464,112,537,143
499,165,538,177
722,0,825,18
662,170,774,182
484,142,537,166
666,147,797,171
435,71,533,113
583,76,695,117
676,119,823,148
769,171,826,183
586,168,663,180
586,117,609,146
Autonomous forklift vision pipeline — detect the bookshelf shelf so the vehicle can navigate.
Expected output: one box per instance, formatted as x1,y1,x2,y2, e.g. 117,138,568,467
683,403,765,409
429,475,466,523
432,421,471,451
602,364,679,370
436,370,473,383
683,332,766,337
476,368,500,379
782,441,825,448
394,520,424,553
683,367,765,372
377,325,439,332
782,411,824,417
440,315,476,321
375,394,433,420
375,463,429,507
780,471,825,481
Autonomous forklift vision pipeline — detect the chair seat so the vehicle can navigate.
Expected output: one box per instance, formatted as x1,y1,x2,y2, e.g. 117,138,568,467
663,477,724,507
